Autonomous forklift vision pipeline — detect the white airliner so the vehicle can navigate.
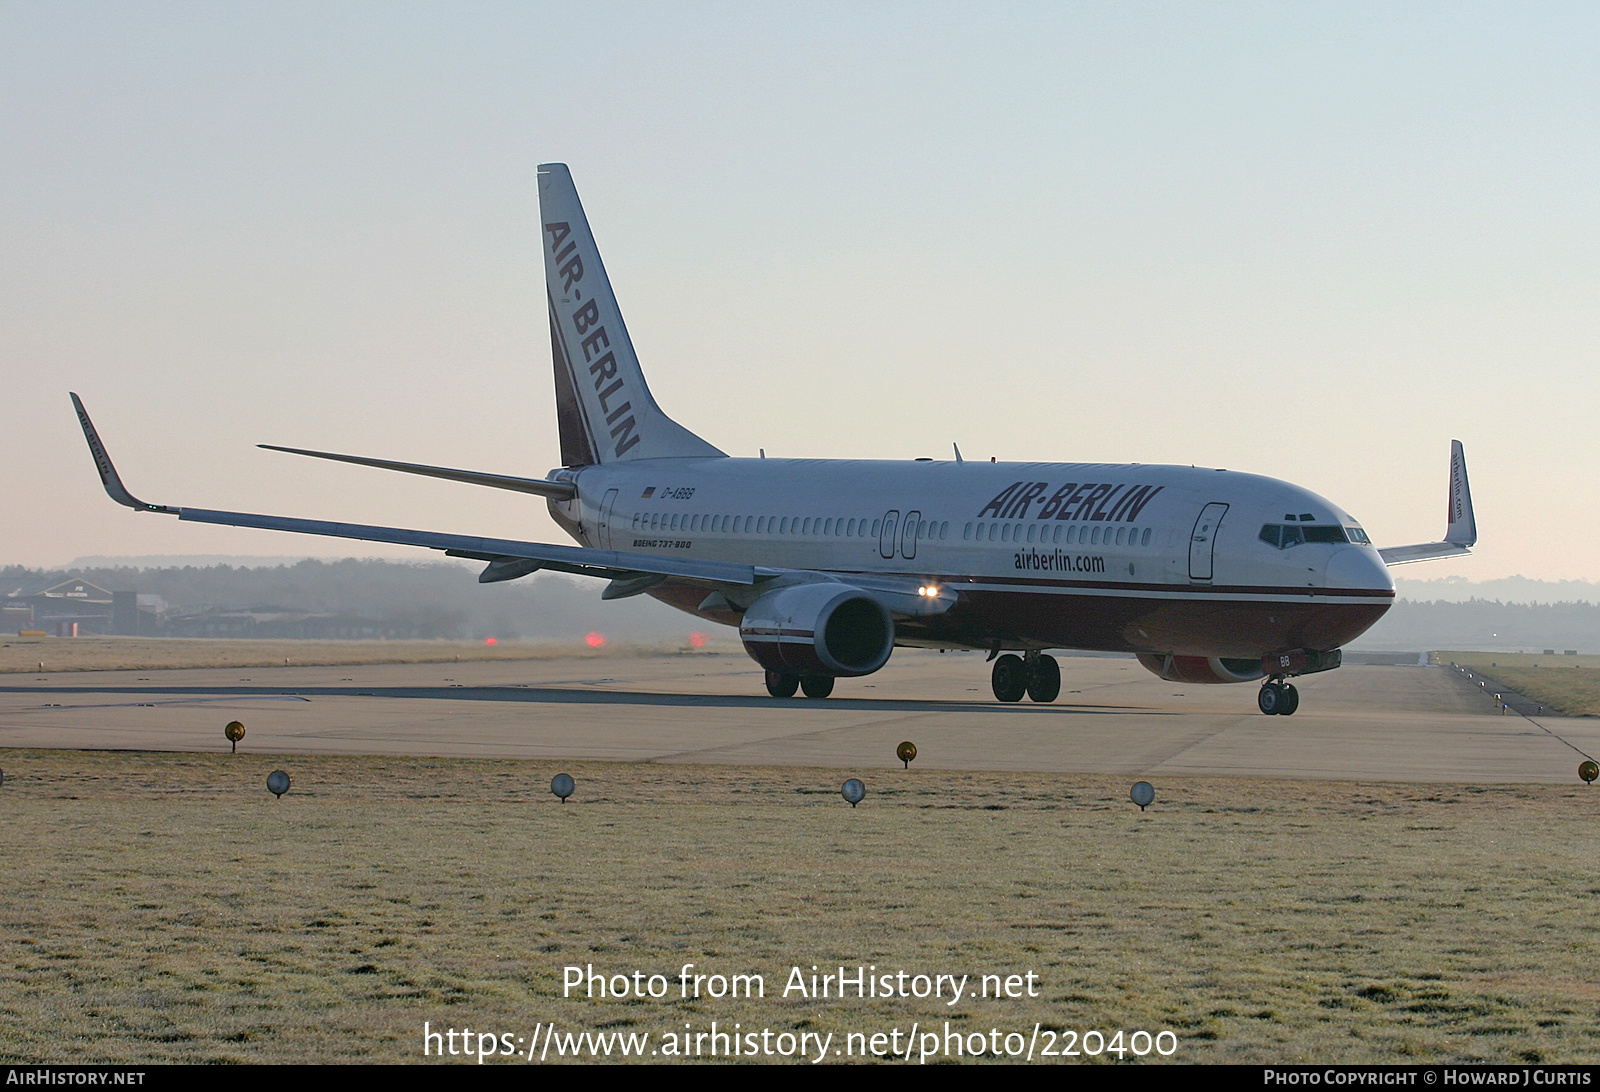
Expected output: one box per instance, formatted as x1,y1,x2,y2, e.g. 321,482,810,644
73,163,1477,715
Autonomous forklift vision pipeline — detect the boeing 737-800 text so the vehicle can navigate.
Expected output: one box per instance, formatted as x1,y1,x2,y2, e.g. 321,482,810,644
73,163,1476,714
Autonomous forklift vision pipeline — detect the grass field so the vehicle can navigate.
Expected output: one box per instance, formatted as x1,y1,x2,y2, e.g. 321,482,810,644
0,636,737,675
1437,651,1600,717
1,748,1596,1064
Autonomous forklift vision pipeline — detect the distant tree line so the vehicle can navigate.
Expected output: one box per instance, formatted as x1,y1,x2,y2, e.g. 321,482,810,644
1357,598,1600,652
0,559,695,642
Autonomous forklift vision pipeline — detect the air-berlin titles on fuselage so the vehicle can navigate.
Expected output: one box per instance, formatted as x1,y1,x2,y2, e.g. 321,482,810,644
977,481,1164,523
546,220,642,459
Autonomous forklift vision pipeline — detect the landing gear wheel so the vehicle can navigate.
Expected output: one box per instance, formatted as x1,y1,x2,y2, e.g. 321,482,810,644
1258,681,1286,715
1026,654,1061,703
800,675,835,699
765,669,800,698
991,654,1027,703
1280,683,1299,716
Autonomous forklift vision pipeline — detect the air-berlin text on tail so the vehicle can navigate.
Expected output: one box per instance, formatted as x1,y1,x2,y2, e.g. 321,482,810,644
546,220,641,458
978,482,1164,523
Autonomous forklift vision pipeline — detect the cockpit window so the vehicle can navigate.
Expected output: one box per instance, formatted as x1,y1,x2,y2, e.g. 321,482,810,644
1259,523,1348,549
1344,526,1370,544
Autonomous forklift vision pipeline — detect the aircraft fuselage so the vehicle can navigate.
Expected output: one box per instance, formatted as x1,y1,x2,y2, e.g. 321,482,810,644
549,456,1394,659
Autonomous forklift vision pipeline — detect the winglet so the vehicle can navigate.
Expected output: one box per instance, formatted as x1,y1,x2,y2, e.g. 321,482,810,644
1376,440,1477,566
1446,439,1475,546
69,393,175,514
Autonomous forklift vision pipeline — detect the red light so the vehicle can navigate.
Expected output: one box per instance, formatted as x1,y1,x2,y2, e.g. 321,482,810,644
484,637,497,645
689,632,707,648
585,632,606,648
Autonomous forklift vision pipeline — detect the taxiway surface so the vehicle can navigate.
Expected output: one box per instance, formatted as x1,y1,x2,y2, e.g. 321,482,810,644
0,651,1593,782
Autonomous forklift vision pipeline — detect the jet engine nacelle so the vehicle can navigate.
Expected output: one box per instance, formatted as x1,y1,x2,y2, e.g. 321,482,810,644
1136,653,1267,685
740,584,894,677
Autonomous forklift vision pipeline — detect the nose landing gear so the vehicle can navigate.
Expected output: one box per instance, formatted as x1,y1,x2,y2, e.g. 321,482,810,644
1258,679,1300,716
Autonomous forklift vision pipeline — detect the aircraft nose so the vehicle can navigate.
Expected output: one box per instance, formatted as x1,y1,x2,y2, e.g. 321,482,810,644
1324,546,1393,592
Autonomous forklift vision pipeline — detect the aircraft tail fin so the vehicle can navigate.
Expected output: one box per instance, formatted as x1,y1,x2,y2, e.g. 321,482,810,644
538,163,723,466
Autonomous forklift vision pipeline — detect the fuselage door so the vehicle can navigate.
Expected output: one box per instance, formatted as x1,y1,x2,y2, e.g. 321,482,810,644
1189,502,1229,582
901,509,922,560
597,487,620,550
879,510,900,560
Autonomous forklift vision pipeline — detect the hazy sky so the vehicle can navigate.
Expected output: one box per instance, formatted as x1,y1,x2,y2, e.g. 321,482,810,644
5,2,1597,579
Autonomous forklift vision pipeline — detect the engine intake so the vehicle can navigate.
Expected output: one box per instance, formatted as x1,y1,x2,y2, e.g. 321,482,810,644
740,584,894,677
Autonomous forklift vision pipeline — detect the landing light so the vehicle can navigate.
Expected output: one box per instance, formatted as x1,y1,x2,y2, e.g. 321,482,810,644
918,585,941,597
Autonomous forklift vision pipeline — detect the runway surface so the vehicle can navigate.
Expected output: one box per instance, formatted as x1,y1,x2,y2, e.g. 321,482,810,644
1,650,1595,782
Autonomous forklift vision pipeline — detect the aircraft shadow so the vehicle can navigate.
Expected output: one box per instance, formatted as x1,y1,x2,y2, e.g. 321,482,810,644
0,684,1162,717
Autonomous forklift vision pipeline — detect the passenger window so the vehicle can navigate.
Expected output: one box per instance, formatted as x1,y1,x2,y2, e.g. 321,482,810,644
1141,527,1151,547
1116,527,1126,546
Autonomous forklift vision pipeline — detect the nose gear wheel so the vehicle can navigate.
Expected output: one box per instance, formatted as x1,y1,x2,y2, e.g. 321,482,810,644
1258,680,1299,715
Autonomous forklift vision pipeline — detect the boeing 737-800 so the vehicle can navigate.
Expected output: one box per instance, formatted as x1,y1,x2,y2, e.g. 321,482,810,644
72,163,1477,715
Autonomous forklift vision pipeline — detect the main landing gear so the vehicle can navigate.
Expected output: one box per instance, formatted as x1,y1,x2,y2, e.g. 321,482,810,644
765,670,835,699
1258,679,1300,716
991,652,1061,703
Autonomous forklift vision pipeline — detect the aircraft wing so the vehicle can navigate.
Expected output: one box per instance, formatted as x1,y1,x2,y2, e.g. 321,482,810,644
71,394,760,589
1376,540,1472,565
1377,440,1477,567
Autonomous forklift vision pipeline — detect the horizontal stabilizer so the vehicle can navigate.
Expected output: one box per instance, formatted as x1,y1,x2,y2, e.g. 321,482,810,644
259,444,577,500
